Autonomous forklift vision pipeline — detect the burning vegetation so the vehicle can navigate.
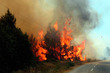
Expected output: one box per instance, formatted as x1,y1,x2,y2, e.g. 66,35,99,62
32,18,86,61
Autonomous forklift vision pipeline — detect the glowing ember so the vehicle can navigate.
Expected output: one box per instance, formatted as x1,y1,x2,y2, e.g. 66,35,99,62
53,21,58,31
33,19,86,61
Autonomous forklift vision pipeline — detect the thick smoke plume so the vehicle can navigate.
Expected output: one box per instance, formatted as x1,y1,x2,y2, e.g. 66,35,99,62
52,0,98,59
0,0,99,59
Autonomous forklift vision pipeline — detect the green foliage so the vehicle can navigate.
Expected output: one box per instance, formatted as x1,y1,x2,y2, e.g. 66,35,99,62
0,10,34,73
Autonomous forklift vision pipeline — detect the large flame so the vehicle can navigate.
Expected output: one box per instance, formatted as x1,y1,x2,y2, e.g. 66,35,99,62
33,19,86,61
35,30,48,61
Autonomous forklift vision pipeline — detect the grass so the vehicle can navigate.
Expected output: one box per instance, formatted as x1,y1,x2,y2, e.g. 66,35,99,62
13,59,99,73
13,60,75,73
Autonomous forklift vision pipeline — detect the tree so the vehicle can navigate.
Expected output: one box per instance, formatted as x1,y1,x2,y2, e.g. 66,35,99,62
0,9,34,73
44,26,61,60
28,34,39,61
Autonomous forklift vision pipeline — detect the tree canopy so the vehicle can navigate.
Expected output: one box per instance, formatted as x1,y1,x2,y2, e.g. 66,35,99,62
0,10,34,73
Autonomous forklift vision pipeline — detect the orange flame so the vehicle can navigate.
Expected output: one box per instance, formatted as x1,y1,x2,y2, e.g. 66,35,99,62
33,19,86,61
74,40,86,61
35,30,48,61
53,21,58,31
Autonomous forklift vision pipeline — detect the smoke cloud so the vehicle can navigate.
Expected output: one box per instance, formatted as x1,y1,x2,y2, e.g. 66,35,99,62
0,0,99,59
53,0,98,59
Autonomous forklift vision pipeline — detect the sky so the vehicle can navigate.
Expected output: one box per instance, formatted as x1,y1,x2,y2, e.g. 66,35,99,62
87,0,110,59
89,0,110,47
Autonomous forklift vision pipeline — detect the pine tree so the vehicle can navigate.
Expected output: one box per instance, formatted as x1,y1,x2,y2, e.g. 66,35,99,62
0,10,34,73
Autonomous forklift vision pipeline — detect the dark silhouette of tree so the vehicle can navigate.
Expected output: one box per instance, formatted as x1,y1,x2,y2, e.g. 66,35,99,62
28,34,39,61
44,26,61,60
0,10,34,73
28,34,38,54
0,9,16,28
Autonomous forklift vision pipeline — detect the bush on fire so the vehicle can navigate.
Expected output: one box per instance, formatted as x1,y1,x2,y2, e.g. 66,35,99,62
0,10,35,73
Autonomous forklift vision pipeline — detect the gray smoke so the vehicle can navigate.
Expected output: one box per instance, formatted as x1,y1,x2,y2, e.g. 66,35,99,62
52,0,99,59
0,0,99,59
54,0,98,26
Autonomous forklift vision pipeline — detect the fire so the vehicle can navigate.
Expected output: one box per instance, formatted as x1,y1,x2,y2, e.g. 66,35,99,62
61,21,73,48
38,30,44,39
33,19,86,61
74,40,86,61
53,21,58,31
34,30,48,61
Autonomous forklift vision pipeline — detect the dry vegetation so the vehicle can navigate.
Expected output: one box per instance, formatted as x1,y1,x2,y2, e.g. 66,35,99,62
13,60,75,73
13,59,99,73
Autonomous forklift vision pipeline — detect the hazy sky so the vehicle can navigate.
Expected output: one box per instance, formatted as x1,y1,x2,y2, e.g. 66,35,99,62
89,0,110,47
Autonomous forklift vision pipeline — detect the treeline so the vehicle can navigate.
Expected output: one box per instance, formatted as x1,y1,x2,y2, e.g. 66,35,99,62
31,22,84,61
0,9,83,73
0,10,35,73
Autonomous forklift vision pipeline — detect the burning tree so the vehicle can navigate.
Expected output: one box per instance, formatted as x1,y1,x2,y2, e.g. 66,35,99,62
32,19,86,61
44,25,61,60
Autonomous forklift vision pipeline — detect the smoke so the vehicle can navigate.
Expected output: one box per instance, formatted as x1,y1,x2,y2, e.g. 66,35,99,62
0,0,99,59
0,0,55,35
54,0,98,29
88,33,110,60
52,0,98,59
